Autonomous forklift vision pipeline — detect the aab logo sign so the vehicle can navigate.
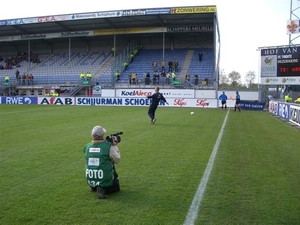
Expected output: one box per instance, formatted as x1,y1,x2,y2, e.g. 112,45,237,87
39,97,74,105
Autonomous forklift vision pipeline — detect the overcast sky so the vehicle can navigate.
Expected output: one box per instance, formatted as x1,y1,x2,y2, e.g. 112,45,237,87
0,0,299,83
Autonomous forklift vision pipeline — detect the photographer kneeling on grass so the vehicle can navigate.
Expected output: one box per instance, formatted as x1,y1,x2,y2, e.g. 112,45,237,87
83,125,121,199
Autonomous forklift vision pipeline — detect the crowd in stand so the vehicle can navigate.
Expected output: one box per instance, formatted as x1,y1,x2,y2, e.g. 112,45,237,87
14,69,34,85
121,45,141,72
0,52,41,86
0,52,40,71
117,52,210,86
1,48,210,87
125,70,176,86
123,70,208,86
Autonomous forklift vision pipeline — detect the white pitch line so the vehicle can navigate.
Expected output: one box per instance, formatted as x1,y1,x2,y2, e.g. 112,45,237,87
183,109,230,225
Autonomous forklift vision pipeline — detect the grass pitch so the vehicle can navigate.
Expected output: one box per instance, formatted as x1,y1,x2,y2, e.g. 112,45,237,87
0,105,299,225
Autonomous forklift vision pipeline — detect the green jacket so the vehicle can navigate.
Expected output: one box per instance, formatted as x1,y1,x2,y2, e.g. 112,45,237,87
83,141,115,187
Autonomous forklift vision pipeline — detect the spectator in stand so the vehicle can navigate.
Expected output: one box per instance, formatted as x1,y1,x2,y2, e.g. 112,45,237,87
171,71,176,81
152,61,157,72
145,72,150,85
35,55,40,63
115,71,120,81
136,73,139,85
295,94,300,103
284,94,292,102
166,72,170,85
198,52,203,62
5,60,12,69
128,73,132,85
80,72,85,80
21,52,27,61
17,74,21,85
4,75,9,82
161,60,166,71
15,69,20,79
22,73,26,86
29,74,34,85
174,60,179,72
131,72,137,85
16,70,21,85
185,73,190,82
26,74,30,85
123,61,128,71
161,70,166,84
152,74,157,85
156,73,160,85
204,77,209,86
168,60,173,72
194,75,199,85
86,72,92,80
111,47,116,57
130,52,134,63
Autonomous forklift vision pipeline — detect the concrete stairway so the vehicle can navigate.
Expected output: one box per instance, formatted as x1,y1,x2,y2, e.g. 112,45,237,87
178,50,194,78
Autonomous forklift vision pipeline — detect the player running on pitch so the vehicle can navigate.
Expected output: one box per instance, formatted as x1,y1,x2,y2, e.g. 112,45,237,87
147,86,169,124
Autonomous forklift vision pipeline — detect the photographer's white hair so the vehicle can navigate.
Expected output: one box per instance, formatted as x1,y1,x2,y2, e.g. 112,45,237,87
91,126,106,140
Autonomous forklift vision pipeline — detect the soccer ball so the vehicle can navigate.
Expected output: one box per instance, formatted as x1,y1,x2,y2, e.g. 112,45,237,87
190,112,194,115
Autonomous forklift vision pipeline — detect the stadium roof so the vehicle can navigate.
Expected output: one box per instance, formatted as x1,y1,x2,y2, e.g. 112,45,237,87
0,6,218,47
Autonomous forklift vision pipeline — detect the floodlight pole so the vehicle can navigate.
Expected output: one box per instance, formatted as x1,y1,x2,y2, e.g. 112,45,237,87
69,37,71,65
162,33,165,62
28,40,31,70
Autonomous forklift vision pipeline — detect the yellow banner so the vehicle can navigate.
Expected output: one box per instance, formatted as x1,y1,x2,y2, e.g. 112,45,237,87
94,27,167,35
172,6,216,14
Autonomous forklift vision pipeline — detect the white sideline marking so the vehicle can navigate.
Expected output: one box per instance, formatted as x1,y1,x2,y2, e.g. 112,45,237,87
183,109,229,225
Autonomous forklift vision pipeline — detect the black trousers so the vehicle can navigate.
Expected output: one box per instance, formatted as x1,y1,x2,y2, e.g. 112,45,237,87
104,178,120,194
148,104,157,120
90,178,120,194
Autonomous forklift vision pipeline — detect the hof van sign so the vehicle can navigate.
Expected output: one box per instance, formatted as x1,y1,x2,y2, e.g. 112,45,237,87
239,101,265,111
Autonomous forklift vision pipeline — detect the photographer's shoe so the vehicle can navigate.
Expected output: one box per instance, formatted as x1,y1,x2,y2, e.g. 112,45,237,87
90,186,97,192
97,186,107,199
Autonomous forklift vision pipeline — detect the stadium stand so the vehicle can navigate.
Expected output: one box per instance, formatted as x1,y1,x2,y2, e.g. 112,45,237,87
188,49,214,84
96,48,214,86
1,48,215,88
0,51,112,85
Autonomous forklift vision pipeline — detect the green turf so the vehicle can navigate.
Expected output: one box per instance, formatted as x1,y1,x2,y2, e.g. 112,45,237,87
0,105,299,225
